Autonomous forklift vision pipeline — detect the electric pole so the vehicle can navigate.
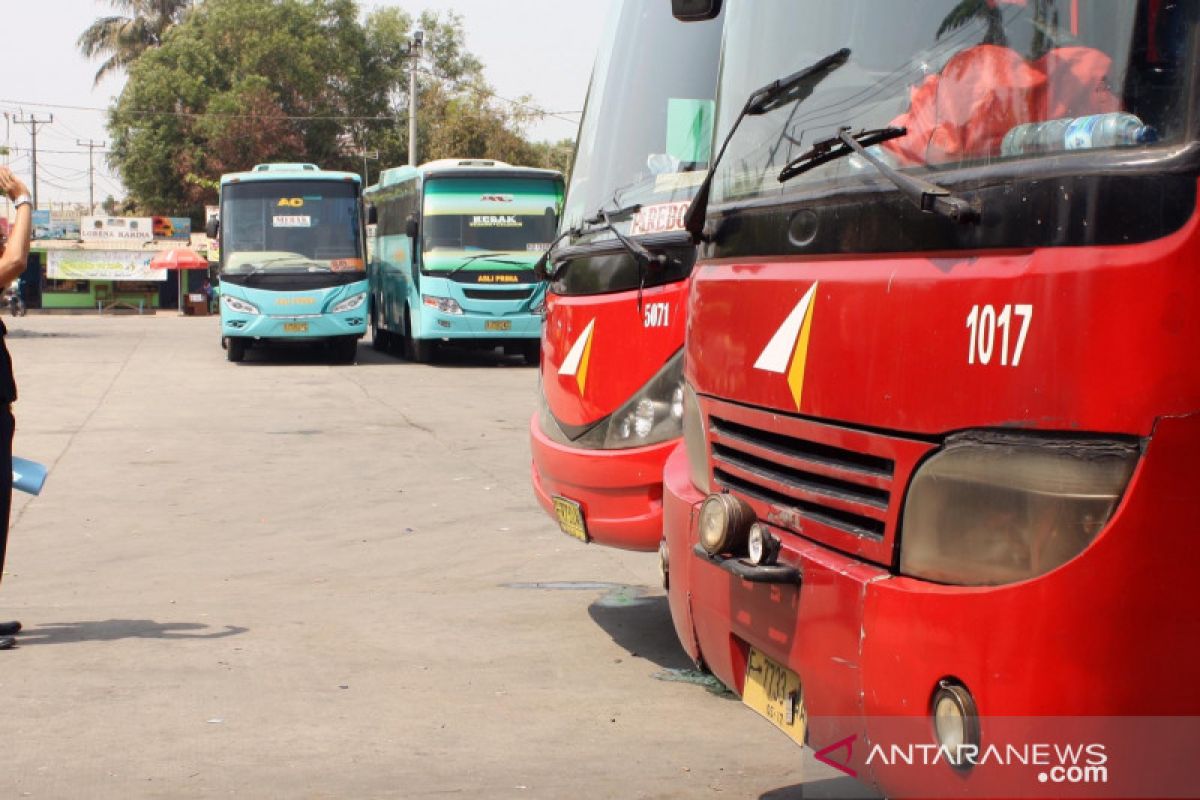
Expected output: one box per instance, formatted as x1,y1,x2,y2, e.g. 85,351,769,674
77,139,106,215
408,30,423,166
13,114,52,209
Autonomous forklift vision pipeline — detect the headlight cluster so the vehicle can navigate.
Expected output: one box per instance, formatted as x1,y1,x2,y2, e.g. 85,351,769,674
422,295,463,315
900,433,1139,586
537,350,685,450
331,292,366,314
222,295,260,315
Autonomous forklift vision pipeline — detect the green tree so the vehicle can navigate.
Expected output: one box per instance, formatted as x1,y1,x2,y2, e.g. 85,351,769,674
105,0,571,215
77,0,192,86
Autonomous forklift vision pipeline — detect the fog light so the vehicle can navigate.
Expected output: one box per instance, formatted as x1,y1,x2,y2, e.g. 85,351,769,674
932,680,980,770
698,493,755,555
747,523,780,566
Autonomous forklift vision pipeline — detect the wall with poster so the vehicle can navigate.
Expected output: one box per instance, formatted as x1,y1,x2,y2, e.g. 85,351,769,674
32,211,82,241
152,216,192,241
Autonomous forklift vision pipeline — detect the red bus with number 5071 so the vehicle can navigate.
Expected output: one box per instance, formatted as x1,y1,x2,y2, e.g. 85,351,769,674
529,0,722,551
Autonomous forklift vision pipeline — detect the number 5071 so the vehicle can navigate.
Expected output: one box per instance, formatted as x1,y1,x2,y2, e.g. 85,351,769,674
966,304,1033,367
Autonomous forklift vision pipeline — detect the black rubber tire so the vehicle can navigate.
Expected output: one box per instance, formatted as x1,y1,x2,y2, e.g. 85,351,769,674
226,337,247,363
403,308,434,363
370,307,389,352
521,340,541,366
332,337,358,365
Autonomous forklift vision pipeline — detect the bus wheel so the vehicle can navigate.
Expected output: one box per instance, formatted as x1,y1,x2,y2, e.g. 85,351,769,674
333,337,358,365
226,338,247,363
521,340,541,366
403,309,434,363
370,309,389,352
406,333,434,363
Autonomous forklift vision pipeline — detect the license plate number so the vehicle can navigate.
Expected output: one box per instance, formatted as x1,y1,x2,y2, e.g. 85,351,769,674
551,496,589,543
743,647,805,746
283,322,308,333
485,320,512,331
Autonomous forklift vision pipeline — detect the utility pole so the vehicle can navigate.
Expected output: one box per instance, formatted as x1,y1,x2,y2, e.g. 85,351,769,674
77,139,106,215
408,29,424,166
13,114,52,209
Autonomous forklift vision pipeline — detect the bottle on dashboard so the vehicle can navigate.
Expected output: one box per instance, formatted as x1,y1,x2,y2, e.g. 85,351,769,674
1001,113,1158,157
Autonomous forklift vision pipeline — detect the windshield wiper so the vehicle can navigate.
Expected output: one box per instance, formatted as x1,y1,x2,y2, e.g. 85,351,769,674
444,252,525,278
683,48,851,243
779,127,980,224
531,202,645,282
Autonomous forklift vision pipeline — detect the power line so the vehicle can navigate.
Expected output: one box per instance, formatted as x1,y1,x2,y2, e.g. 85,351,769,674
77,139,106,213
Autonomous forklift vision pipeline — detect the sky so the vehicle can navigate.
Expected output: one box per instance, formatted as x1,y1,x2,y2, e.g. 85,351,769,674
2,0,613,209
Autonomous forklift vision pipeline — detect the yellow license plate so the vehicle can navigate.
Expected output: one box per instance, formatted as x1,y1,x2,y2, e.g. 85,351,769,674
485,320,512,331
743,647,806,746
283,322,308,333
551,496,589,543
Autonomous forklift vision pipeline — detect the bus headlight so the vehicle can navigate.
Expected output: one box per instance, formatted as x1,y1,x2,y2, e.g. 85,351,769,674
222,295,260,315
423,295,463,315
603,350,684,448
681,382,711,494
899,433,1139,586
331,292,366,313
698,492,755,555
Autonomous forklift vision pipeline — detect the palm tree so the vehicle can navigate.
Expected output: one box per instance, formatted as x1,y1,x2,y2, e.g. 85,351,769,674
77,0,193,86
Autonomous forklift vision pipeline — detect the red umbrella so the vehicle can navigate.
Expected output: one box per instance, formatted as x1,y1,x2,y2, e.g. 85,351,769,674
150,248,209,270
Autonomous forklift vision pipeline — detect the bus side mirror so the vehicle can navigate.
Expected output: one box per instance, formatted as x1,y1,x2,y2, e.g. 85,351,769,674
405,216,418,239
672,0,721,21
367,206,378,226
205,217,219,239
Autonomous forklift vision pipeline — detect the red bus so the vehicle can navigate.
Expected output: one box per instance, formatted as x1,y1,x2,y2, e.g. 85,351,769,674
530,1,722,550
665,1,1200,796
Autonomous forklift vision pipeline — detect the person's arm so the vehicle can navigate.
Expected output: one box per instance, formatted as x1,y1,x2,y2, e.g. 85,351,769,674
0,168,32,287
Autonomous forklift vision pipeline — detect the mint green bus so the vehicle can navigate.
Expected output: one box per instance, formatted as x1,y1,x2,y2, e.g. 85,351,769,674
365,159,564,363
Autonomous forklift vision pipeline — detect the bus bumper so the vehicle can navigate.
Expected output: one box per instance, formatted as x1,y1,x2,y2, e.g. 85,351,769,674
415,307,542,341
530,412,676,551
222,311,367,340
664,414,1200,795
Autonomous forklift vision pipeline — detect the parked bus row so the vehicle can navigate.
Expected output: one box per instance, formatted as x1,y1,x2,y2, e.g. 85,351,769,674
531,0,1200,797
207,162,563,366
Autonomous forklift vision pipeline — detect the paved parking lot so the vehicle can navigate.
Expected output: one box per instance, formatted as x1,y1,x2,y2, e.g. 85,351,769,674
0,315,865,799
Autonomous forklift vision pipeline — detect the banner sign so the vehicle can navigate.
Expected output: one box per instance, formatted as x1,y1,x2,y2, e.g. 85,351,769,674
81,216,154,243
32,210,82,241
47,250,166,282
152,216,192,241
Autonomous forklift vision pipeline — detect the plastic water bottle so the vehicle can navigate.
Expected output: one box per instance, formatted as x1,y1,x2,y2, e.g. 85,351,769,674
1063,113,1158,150
1002,113,1157,156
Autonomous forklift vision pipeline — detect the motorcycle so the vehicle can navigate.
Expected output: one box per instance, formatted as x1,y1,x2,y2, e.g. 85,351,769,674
6,289,25,317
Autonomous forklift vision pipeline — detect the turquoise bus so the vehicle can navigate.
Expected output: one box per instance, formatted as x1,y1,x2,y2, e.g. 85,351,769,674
365,159,564,363
211,163,369,364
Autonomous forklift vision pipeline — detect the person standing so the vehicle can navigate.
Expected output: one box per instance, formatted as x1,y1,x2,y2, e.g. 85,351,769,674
0,167,32,650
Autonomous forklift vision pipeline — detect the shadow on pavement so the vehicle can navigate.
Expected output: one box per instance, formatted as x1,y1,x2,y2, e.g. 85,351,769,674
12,619,248,646
587,590,694,671
760,776,882,799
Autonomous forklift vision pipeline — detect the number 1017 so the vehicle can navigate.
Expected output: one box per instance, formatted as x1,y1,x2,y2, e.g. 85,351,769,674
966,304,1033,367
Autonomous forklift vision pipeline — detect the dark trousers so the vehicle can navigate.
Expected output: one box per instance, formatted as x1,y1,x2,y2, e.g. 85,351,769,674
0,405,13,582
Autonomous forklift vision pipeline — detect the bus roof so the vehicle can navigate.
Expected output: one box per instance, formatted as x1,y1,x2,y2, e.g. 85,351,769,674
219,163,363,186
369,160,562,194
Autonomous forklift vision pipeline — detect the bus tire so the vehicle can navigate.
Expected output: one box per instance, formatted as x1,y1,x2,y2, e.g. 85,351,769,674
403,308,434,363
370,307,389,352
226,338,247,363
521,340,541,366
333,337,358,365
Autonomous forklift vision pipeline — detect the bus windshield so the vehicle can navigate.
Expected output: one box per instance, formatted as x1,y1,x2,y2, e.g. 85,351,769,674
221,180,363,274
421,177,562,272
714,0,1196,205
560,0,723,236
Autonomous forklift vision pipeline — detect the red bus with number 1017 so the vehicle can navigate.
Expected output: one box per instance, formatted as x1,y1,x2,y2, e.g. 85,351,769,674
665,0,1200,796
